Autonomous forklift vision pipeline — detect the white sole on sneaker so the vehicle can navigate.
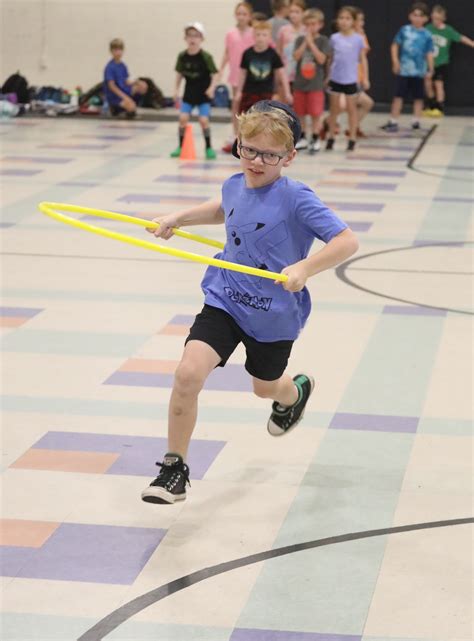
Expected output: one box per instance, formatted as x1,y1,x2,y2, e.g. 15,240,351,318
267,375,315,436
141,487,186,504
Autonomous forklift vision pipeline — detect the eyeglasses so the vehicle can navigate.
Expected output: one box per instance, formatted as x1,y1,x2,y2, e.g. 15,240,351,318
238,143,286,166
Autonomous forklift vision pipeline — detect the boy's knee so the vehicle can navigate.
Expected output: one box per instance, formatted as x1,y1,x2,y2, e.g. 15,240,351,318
174,361,205,394
199,117,210,128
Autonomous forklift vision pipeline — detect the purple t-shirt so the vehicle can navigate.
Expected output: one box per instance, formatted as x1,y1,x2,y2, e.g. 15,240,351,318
201,173,348,342
329,32,365,84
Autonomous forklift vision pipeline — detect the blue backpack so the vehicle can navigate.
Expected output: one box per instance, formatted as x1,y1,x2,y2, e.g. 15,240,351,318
212,84,231,108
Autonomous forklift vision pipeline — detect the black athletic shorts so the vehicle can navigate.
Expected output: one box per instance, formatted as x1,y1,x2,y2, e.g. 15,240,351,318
185,305,293,381
433,64,448,82
328,80,358,95
395,76,425,100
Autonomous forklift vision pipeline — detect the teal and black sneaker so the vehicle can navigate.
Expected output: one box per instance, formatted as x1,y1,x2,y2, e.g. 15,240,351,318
267,373,315,436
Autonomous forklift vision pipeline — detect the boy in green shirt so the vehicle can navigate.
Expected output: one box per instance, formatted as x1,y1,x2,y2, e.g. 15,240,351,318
424,4,474,116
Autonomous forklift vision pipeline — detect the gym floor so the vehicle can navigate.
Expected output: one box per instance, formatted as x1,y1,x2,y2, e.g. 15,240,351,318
1,113,472,641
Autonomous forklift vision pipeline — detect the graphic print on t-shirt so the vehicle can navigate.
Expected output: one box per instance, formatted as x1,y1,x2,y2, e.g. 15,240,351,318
226,208,289,291
249,60,272,82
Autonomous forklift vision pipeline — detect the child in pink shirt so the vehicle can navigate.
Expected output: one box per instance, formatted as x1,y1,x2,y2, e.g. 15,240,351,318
277,0,306,83
218,2,255,152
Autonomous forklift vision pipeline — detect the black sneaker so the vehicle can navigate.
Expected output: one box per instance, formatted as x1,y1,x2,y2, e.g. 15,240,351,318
267,373,315,436
326,138,335,151
347,139,356,152
141,454,190,504
380,121,399,132
411,121,420,130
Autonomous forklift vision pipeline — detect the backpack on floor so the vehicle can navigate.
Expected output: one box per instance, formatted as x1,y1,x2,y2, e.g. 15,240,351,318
2,72,29,103
212,84,231,108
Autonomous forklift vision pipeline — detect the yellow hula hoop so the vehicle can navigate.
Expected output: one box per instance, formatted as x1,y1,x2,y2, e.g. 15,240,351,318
37,202,288,282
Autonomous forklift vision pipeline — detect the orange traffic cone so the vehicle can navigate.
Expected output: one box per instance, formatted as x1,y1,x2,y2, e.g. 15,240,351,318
180,124,197,161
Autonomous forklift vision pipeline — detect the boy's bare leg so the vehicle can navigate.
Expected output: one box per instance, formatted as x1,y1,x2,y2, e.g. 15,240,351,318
328,93,341,138
253,374,298,406
434,80,445,106
390,96,403,119
413,99,423,121
356,91,374,126
346,95,358,140
168,340,221,459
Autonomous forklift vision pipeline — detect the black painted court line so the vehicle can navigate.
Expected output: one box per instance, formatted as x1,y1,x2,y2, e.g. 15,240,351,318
77,517,473,641
335,243,474,316
407,124,472,182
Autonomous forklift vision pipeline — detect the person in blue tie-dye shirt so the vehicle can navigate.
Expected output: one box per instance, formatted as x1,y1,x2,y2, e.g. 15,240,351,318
381,2,434,133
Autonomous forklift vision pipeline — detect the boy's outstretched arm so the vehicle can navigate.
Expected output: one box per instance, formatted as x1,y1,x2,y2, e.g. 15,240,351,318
147,199,224,239
278,228,359,292
460,34,474,47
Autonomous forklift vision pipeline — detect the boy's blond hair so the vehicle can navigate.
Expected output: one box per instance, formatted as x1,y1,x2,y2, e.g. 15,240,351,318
237,108,294,153
290,0,306,10
432,4,447,17
303,8,324,23
109,38,124,51
253,20,272,32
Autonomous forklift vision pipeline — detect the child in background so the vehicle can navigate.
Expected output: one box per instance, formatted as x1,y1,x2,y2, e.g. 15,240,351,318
351,7,374,137
326,6,368,152
235,21,292,115
103,39,141,117
141,100,358,505
172,22,218,160
269,0,290,44
293,9,330,153
218,2,255,153
381,2,433,133
424,4,474,116
277,0,306,85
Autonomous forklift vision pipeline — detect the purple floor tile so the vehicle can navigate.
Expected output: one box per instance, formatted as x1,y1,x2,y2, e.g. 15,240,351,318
180,162,236,170
13,523,166,584
104,363,252,392
347,155,410,162
330,412,419,433
383,305,447,317
117,193,209,204
348,221,372,232
0,169,42,176
0,222,15,228
357,182,397,191
58,181,98,188
359,143,415,152
155,175,223,184
72,135,132,141
326,202,384,212
99,124,157,130
332,169,405,177
2,156,73,164
39,144,109,151
169,314,196,325
230,630,361,641
32,431,226,479
0,306,42,318
0,546,36,578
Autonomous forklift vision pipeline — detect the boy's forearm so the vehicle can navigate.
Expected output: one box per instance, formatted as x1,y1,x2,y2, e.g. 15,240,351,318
275,68,290,96
426,52,434,73
293,41,306,61
460,35,474,47
307,41,326,65
236,69,247,94
390,43,399,64
175,199,225,226
174,73,183,94
299,228,359,277
107,80,127,99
